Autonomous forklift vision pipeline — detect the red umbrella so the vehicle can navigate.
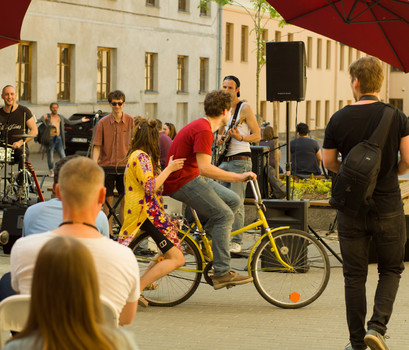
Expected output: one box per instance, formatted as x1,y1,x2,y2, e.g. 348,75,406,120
267,0,409,72
0,0,32,50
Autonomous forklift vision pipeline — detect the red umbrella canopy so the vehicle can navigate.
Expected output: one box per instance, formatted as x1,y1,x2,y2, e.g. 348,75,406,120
267,0,409,72
0,0,32,50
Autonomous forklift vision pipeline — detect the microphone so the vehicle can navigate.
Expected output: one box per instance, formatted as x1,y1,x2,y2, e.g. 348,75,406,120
95,110,102,120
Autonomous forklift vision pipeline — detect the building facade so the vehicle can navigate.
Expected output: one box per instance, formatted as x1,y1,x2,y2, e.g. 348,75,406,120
221,1,408,133
1,0,219,130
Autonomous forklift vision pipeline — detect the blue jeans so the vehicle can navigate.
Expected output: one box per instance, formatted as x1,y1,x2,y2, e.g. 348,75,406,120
337,209,406,350
170,176,241,276
219,159,252,244
47,135,66,171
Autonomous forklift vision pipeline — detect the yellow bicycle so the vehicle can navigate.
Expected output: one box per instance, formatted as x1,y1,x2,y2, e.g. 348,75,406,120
128,180,330,308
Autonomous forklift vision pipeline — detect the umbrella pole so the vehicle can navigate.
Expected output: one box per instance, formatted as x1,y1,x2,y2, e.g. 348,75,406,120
286,101,291,200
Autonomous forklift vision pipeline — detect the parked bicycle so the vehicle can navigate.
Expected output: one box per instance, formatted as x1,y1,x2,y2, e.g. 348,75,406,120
129,180,330,309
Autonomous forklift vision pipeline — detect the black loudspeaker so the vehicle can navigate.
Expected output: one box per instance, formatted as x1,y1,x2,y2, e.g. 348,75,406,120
1,206,27,254
246,146,269,199
266,41,307,102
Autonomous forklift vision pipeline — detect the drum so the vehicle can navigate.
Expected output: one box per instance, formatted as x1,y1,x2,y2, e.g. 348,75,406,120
0,147,14,163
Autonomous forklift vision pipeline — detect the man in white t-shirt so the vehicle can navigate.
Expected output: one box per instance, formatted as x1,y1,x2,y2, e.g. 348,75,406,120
10,157,140,325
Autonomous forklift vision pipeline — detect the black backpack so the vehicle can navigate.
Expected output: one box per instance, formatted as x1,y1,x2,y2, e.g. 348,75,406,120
329,105,395,217
36,114,57,148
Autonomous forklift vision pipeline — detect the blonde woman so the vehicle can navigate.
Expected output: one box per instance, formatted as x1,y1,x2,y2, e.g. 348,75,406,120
4,236,139,350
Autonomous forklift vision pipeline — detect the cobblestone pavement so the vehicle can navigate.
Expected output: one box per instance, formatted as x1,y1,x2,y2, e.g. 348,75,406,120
1,151,409,349
2,253,408,350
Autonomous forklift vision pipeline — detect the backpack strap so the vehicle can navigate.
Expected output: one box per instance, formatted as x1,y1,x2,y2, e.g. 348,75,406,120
44,113,50,125
368,105,395,149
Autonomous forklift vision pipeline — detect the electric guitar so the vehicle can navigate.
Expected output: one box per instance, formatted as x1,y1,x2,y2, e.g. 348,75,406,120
213,113,246,166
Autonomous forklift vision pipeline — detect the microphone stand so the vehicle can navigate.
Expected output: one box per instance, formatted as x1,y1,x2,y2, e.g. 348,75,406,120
2,105,13,204
86,110,101,158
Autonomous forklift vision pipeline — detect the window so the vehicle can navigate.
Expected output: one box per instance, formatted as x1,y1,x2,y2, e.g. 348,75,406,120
316,101,321,128
356,50,360,60
57,44,71,101
199,57,209,93
199,0,210,16
288,33,294,42
391,65,403,73
326,40,331,69
325,100,330,124
225,23,233,61
317,38,322,69
177,102,188,126
348,47,353,66
306,100,311,127
261,29,268,58
307,37,312,68
241,25,248,62
16,42,32,102
339,44,345,71
146,0,156,6
145,52,157,91
339,100,344,109
389,98,403,111
260,101,267,122
177,55,188,92
178,0,188,12
145,103,157,119
275,31,281,42
97,47,111,101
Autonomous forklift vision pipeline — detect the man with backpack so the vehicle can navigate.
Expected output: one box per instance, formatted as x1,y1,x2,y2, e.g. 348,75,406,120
37,102,88,176
323,57,409,350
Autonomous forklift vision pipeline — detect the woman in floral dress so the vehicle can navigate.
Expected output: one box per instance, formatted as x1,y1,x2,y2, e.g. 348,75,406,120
119,118,185,294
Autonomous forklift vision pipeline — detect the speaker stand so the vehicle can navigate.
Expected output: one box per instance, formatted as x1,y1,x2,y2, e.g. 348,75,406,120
285,101,291,200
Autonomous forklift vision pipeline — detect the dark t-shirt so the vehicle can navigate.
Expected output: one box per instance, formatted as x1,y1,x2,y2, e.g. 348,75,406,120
290,137,321,176
324,102,409,213
159,133,172,169
164,118,213,194
0,105,33,143
259,139,276,167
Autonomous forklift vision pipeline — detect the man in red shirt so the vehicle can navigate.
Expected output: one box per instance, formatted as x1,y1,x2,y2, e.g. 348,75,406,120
92,90,134,235
165,90,256,290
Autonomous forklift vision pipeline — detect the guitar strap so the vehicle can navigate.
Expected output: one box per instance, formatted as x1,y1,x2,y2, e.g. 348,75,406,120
228,101,243,130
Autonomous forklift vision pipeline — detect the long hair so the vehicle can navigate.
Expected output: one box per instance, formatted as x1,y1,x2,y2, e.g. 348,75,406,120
128,118,161,174
13,236,116,350
164,122,177,140
262,125,274,140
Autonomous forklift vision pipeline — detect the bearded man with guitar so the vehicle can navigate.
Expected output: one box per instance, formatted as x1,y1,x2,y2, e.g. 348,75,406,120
217,76,260,254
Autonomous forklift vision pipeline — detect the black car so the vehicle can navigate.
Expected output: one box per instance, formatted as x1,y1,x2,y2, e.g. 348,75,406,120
64,111,109,156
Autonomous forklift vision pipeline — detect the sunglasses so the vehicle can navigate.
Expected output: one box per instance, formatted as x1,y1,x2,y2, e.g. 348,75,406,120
111,102,123,106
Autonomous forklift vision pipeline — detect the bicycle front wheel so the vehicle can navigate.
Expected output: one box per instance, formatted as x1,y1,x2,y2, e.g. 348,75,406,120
129,231,203,307
250,229,330,309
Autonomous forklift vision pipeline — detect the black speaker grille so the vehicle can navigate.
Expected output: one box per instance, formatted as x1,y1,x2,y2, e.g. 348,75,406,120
266,41,307,102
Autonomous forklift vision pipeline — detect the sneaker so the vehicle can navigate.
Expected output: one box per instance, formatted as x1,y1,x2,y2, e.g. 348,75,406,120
364,329,389,350
211,270,253,290
230,242,242,253
344,343,361,350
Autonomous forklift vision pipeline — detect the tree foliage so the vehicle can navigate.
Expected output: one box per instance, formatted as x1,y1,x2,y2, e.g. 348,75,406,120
199,0,284,122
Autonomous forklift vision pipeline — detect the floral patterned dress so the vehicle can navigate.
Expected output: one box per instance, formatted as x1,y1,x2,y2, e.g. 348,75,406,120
119,150,180,249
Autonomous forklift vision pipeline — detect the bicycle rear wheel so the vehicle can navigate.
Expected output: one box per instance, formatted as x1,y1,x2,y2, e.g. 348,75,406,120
129,231,203,307
250,229,330,309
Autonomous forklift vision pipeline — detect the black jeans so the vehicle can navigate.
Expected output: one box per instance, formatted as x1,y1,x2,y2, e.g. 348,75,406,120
337,209,406,349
